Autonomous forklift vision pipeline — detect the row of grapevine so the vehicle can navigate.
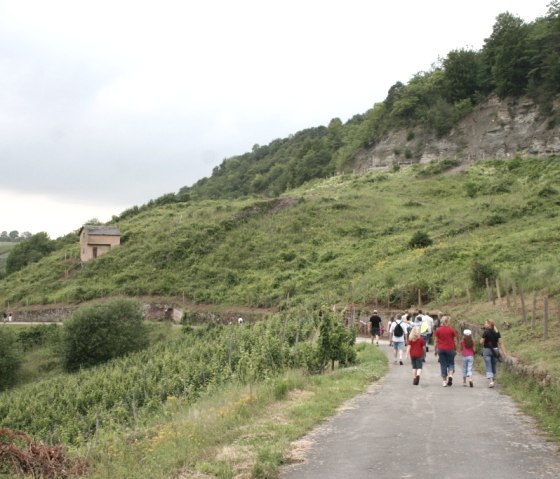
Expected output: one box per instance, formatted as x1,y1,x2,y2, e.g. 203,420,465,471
0,312,321,445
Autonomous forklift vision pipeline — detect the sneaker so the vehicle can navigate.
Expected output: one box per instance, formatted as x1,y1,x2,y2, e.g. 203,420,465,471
399,360,403,365
489,381,495,388
463,383,467,387
413,377,417,385
426,346,429,352
442,381,448,387
447,376,453,386
469,380,473,388
416,376,420,385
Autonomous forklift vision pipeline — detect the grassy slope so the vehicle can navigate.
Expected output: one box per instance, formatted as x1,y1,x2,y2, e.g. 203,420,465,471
1,157,558,310
0,242,16,274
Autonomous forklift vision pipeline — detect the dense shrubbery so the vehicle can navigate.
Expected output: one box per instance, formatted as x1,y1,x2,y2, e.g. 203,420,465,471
0,310,357,444
408,231,433,249
62,298,149,371
5,232,55,274
0,329,21,391
470,261,497,289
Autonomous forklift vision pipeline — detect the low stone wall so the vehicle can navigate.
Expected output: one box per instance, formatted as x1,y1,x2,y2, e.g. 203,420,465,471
6,303,271,326
5,307,75,323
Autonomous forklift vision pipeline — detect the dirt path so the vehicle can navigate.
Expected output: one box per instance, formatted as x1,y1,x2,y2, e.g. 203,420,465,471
281,339,560,479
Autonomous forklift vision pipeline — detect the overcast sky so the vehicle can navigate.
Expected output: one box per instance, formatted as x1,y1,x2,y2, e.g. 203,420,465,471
0,0,552,238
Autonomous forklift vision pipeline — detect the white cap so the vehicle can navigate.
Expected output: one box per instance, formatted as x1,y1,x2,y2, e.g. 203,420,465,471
463,329,472,335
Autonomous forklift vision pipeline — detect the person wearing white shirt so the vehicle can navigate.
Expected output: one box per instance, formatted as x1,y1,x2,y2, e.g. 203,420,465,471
390,314,407,365
419,310,434,352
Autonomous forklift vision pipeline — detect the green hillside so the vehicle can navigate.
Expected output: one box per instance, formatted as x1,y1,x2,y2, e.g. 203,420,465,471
0,242,16,276
1,157,558,309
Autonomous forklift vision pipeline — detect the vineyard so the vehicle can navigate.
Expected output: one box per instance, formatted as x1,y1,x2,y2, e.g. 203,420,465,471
0,310,355,447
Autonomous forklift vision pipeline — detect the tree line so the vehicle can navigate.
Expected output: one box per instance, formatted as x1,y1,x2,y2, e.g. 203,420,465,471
174,4,560,202
1,231,32,242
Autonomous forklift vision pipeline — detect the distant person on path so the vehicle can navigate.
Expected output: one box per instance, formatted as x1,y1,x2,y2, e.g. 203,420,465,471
480,319,503,388
434,316,458,387
369,310,382,345
238,317,244,325
461,329,475,387
8,312,12,322
406,327,426,385
419,310,434,352
387,318,394,347
390,314,407,365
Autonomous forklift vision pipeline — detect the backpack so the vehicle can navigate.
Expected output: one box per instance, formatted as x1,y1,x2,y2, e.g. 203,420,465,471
420,318,429,334
394,320,404,338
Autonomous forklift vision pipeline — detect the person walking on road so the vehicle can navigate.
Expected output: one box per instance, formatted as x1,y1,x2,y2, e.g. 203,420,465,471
390,314,407,365
434,316,458,387
406,327,426,385
419,310,434,352
461,329,475,387
480,319,503,388
369,310,382,346
387,318,394,347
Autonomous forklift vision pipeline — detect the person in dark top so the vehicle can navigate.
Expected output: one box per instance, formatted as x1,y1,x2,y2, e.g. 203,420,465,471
369,310,382,345
480,319,504,388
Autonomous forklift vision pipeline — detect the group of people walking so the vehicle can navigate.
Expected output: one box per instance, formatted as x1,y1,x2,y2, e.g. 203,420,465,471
370,310,505,388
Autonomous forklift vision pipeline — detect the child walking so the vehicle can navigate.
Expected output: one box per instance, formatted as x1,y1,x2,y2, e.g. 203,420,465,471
406,327,426,385
461,329,475,387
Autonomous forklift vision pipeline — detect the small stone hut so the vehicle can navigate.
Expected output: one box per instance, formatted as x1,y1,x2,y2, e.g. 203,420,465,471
79,225,120,262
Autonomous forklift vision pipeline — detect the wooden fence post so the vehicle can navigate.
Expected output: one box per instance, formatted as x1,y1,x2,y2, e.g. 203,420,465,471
485,278,492,303
418,289,422,308
519,288,527,322
496,279,502,304
543,296,549,340
466,284,471,304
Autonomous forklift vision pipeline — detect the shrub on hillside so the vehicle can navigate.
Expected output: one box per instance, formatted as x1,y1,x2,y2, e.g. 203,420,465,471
62,298,149,372
0,329,21,390
408,231,433,249
470,261,497,290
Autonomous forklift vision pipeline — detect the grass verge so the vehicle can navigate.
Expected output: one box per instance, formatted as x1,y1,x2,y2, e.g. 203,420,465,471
82,342,387,479
497,369,560,442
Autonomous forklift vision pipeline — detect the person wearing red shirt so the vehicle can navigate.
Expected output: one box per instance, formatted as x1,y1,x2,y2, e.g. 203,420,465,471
406,327,426,385
434,316,459,387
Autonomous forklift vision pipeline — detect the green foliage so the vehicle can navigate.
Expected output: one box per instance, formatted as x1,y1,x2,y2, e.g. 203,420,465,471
61,298,149,371
5,232,55,274
0,313,317,444
470,260,497,289
316,311,357,371
408,231,433,249
0,328,21,390
1,157,559,310
416,159,460,177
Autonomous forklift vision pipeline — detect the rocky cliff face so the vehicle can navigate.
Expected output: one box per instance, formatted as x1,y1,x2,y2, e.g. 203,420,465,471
353,95,560,172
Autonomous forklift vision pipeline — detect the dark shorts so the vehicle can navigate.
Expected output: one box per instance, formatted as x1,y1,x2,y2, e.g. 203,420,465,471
372,328,380,336
411,357,424,369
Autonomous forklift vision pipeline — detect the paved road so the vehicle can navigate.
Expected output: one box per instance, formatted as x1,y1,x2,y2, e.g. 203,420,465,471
281,339,560,479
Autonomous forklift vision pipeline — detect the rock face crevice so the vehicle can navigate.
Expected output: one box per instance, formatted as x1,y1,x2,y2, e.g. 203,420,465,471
353,95,560,172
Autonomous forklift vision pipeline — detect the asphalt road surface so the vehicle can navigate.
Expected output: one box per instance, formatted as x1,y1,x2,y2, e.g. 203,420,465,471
281,339,560,479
